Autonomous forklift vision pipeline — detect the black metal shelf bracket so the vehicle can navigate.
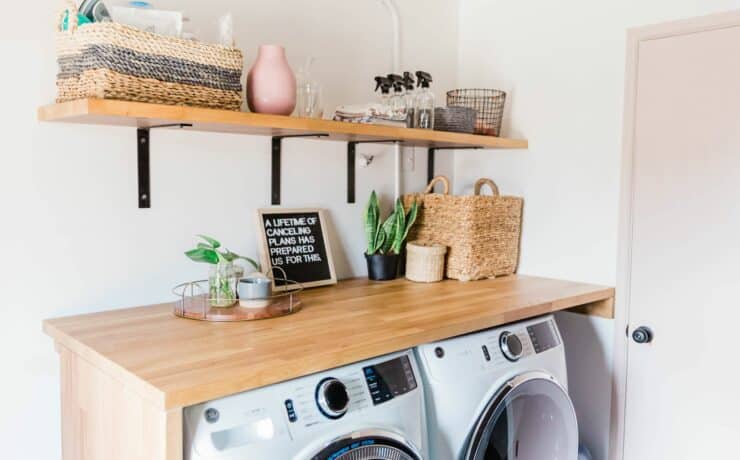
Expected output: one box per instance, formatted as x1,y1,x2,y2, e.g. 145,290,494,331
137,124,191,208
136,129,485,208
427,146,484,184
271,134,329,205
347,140,400,204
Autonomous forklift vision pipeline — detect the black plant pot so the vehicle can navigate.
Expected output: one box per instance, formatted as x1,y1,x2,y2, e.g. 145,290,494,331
365,253,400,281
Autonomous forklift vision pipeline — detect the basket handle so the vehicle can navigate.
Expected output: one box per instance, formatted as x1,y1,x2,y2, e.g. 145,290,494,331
58,0,79,33
474,178,500,196
424,176,450,195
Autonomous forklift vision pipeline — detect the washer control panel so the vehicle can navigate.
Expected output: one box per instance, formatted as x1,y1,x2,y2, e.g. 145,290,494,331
184,350,424,459
418,316,565,382
527,320,561,354
363,355,418,405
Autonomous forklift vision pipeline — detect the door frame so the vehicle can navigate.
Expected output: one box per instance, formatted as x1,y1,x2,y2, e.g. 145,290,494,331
610,9,740,460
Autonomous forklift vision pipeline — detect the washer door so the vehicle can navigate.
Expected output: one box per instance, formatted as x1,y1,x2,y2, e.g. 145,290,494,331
465,371,577,460
311,430,422,460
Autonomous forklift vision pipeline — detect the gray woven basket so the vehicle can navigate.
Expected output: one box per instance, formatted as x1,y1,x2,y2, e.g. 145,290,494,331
433,107,476,134
56,0,243,110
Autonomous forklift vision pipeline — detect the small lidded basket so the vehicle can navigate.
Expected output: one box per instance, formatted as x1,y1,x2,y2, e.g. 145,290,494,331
405,241,447,283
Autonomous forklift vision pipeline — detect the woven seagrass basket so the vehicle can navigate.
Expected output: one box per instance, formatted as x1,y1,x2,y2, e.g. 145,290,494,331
405,241,447,283
402,176,523,281
55,1,243,110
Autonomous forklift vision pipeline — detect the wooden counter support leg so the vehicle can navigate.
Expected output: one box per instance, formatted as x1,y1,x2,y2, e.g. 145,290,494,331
567,296,615,319
57,344,182,460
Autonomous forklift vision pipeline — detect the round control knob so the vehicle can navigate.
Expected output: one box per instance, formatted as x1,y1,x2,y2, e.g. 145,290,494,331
316,378,349,419
632,326,653,344
500,331,523,362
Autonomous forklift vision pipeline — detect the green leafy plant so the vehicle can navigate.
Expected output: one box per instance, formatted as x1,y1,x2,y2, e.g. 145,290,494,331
185,235,260,307
364,191,418,255
185,234,260,270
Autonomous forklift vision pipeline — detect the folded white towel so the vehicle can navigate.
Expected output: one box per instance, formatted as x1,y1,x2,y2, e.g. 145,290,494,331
334,103,408,120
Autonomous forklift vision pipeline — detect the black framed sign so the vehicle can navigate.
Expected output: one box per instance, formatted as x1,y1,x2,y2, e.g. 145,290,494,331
256,208,337,289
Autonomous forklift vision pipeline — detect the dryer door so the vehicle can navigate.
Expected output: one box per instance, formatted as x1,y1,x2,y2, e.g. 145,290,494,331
311,429,423,460
465,371,577,460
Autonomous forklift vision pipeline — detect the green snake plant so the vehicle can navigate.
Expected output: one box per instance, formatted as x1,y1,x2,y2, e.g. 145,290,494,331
364,191,419,255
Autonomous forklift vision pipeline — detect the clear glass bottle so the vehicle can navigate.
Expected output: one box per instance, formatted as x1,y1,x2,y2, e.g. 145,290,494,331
387,74,407,121
295,57,323,118
414,71,435,129
374,76,392,114
403,71,416,127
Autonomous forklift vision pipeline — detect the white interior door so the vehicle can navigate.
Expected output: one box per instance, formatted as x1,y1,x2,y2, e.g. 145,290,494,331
621,16,740,460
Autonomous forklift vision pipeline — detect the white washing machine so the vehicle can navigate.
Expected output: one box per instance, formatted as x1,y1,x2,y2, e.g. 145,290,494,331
184,349,427,460
416,315,578,460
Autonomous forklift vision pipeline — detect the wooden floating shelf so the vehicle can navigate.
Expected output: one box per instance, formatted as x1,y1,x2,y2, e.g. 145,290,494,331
38,98,528,149
38,99,529,208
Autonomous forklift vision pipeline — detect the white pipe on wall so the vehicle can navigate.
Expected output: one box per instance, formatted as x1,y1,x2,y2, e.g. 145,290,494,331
377,0,401,72
376,0,404,198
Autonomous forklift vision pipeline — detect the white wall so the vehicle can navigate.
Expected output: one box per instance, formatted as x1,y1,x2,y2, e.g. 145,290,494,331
8,1,740,458
455,1,739,458
0,1,458,458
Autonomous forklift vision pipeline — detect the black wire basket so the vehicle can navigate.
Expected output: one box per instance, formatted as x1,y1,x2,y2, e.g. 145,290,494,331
447,89,507,136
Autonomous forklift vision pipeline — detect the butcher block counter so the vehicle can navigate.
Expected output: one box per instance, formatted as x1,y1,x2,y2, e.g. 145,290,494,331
44,275,614,460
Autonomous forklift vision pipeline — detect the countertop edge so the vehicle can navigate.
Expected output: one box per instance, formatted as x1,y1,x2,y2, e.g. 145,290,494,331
43,320,168,409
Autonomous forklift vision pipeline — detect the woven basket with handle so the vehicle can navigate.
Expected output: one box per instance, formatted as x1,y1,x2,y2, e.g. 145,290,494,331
402,176,523,281
55,1,243,110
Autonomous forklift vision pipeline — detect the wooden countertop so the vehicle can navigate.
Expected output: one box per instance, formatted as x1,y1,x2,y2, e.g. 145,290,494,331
43,276,614,410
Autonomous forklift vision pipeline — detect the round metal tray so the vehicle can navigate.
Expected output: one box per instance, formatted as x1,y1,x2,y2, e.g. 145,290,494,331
172,279,302,322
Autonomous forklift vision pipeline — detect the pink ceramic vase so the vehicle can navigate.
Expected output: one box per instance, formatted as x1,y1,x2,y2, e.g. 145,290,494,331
246,45,297,115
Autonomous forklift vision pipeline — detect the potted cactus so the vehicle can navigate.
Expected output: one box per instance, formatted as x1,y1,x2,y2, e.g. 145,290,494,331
364,191,418,281
185,235,260,307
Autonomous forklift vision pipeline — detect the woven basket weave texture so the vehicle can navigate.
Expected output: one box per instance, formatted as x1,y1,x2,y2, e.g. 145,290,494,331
405,242,447,283
403,176,523,281
55,1,243,111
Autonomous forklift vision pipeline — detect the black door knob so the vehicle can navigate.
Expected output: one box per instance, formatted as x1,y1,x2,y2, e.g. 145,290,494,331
632,326,653,344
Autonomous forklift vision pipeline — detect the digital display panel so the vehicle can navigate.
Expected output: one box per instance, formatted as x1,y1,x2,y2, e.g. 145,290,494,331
363,355,417,405
527,321,560,354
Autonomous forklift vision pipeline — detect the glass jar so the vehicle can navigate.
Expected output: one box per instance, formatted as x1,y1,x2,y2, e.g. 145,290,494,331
295,56,323,118
208,262,243,307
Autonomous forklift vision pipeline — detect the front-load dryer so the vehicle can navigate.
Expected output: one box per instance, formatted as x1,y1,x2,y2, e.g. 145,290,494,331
416,314,577,460
184,349,427,460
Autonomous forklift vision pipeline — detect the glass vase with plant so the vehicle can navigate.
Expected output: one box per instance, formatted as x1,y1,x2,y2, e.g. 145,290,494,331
185,235,260,307
364,191,418,281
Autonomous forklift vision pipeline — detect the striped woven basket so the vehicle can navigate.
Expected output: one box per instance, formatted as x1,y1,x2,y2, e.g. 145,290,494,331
402,176,523,281
56,1,243,110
